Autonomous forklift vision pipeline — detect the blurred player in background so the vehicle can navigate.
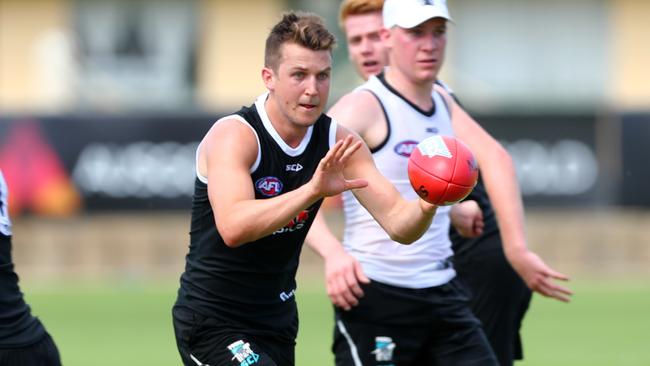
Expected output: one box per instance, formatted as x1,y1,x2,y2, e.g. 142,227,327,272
307,0,572,365
337,0,534,364
172,11,441,366
0,170,62,366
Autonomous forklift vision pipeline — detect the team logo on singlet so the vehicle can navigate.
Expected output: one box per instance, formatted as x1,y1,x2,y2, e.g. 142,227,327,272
372,336,396,363
273,209,311,235
417,135,452,159
255,176,283,197
394,140,419,157
227,340,260,366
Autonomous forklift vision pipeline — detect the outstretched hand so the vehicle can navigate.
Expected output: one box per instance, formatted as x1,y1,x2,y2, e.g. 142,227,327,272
311,135,368,198
510,250,573,302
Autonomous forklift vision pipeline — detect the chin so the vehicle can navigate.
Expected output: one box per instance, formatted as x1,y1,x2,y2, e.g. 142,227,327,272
295,113,320,126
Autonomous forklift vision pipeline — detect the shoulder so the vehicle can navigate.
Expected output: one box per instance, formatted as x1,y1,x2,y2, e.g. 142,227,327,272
201,116,259,165
328,90,383,133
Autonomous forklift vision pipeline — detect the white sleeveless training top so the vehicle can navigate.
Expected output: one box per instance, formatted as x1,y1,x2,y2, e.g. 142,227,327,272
341,74,456,288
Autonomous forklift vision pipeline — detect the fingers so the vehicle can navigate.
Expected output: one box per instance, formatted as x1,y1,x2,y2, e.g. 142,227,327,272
320,135,361,171
334,135,354,161
547,268,570,281
326,259,369,311
339,140,363,163
328,275,359,311
355,262,370,284
531,272,573,302
537,280,573,302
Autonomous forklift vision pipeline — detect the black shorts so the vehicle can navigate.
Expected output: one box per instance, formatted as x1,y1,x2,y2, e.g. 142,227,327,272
454,233,532,366
0,332,61,366
172,305,295,366
333,278,498,366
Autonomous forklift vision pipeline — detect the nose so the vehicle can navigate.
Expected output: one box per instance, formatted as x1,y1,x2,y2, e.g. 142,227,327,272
421,33,439,52
360,38,373,54
304,76,318,96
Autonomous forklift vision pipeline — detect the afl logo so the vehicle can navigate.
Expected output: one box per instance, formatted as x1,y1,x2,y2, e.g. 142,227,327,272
394,140,419,157
255,176,283,197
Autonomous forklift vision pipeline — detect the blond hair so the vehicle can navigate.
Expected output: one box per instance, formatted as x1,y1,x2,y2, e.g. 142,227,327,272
338,0,384,30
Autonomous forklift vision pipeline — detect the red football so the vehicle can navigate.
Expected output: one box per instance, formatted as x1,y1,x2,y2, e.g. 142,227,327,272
407,135,479,206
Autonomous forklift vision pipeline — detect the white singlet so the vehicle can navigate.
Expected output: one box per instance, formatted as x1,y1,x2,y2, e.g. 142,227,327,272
341,74,456,289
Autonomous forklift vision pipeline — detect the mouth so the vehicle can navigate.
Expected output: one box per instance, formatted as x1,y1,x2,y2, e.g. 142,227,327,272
299,103,317,110
363,60,379,68
418,58,438,67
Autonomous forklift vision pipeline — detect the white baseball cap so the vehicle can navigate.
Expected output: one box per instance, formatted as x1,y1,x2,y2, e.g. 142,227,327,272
383,0,453,29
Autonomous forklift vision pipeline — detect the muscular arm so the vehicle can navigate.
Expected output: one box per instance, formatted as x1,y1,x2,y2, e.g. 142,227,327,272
335,119,437,244
436,85,572,302
201,119,366,247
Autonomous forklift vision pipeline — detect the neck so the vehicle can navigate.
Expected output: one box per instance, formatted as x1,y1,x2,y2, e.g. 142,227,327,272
384,68,434,110
264,95,308,148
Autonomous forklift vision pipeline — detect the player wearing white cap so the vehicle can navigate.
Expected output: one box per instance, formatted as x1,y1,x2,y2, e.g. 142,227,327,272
307,1,572,365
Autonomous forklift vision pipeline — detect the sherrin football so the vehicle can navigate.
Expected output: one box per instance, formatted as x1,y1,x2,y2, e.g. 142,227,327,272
407,135,479,206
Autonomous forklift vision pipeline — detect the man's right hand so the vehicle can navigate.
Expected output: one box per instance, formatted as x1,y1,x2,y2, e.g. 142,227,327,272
323,246,370,311
310,135,368,199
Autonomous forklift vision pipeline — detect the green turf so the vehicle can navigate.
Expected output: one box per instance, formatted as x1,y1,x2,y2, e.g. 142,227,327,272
22,279,650,365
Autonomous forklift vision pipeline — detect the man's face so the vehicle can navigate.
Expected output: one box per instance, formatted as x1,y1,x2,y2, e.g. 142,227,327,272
343,11,388,81
385,17,447,84
266,43,332,127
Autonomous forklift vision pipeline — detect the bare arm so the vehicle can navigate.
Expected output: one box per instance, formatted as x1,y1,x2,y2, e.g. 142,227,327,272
306,93,438,310
305,210,369,310
202,119,367,247
337,126,437,244
437,85,573,302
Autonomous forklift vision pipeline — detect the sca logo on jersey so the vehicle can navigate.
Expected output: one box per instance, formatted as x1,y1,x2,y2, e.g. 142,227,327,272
274,209,310,235
255,176,283,197
286,163,303,172
394,140,419,157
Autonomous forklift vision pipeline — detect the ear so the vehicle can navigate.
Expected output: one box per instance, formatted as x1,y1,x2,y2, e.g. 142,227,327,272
380,27,391,43
262,67,275,91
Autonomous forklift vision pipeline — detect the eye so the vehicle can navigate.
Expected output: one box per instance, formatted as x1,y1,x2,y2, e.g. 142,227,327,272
409,27,425,37
293,71,306,79
317,72,330,81
434,28,447,37
348,36,362,46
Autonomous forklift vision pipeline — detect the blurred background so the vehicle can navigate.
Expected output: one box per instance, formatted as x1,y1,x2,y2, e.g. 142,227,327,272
0,0,649,365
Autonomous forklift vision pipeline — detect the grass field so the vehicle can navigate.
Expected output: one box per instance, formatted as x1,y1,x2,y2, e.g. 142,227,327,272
24,278,650,366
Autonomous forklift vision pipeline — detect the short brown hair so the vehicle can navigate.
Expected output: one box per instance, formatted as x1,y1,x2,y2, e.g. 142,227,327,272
264,12,336,71
338,0,384,30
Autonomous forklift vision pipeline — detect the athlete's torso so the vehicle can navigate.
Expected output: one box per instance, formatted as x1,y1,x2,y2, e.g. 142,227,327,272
342,73,456,289
433,81,500,257
0,170,46,347
176,94,335,340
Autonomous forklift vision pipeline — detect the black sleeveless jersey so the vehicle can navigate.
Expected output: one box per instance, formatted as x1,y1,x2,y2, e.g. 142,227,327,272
175,99,333,342
0,172,46,347
450,178,500,257
435,81,499,256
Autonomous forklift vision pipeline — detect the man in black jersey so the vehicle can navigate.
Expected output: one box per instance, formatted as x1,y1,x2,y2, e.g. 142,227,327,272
0,170,61,366
172,12,440,366
305,1,573,365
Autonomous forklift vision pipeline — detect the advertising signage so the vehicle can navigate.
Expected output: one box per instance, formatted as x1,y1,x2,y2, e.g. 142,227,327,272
0,111,641,215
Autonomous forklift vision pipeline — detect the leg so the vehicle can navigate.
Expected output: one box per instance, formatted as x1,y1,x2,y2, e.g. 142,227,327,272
455,234,532,366
0,332,62,366
420,278,499,366
173,306,288,366
332,281,431,366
